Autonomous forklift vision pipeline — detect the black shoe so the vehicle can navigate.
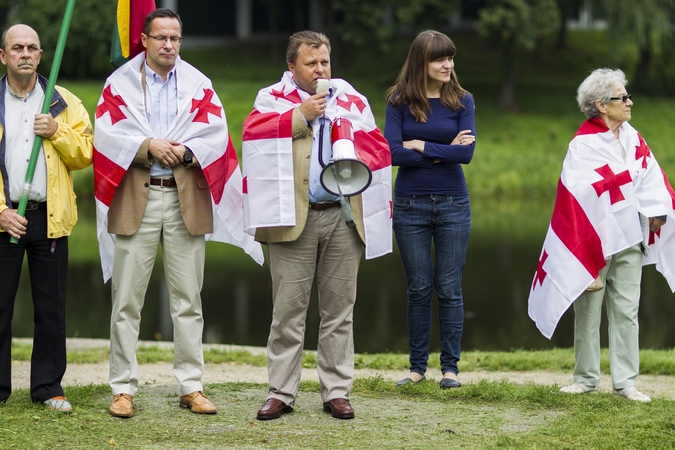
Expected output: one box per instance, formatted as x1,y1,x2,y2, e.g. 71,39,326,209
440,378,461,389
396,375,426,387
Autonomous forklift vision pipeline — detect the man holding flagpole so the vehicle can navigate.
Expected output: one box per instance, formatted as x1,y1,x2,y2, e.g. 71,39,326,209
0,24,93,412
243,30,392,421
94,8,262,418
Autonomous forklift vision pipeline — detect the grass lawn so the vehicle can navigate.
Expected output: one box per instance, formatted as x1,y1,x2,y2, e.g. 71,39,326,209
1,377,673,449
7,341,675,448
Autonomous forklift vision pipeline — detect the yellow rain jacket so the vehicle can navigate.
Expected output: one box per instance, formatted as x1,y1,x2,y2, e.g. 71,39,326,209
0,75,93,238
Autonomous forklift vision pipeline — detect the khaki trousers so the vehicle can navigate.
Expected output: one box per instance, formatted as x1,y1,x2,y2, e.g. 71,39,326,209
109,186,206,396
266,206,363,406
573,244,642,390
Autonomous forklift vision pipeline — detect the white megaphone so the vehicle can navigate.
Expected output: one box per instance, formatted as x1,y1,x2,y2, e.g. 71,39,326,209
319,117,372,197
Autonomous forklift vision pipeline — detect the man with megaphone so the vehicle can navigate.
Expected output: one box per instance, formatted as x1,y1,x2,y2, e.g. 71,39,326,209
242,30,392,421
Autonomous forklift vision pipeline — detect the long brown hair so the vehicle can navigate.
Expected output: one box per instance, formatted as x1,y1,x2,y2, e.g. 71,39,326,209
386,30,467,123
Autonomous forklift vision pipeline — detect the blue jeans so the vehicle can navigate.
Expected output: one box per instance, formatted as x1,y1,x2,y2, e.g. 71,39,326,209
393,194,471,376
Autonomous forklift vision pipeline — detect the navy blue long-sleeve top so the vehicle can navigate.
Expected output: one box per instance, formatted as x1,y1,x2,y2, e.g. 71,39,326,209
385,94,475,196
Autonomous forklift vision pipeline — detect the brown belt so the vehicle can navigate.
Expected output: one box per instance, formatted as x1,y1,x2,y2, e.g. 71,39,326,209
150,177,177,187
309,201,340,211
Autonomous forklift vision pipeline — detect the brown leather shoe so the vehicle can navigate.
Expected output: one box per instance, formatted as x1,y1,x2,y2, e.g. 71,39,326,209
323,398,355,419
109,393,134,418
257,398,293,420
179,391,217,414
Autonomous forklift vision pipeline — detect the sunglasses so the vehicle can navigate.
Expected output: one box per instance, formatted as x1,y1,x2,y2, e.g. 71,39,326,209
609,94,632,103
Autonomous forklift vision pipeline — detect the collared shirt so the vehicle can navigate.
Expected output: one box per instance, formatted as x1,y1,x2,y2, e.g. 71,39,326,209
308,116,339,203
5,79,47,202
144,61,177,177
293,78,338,204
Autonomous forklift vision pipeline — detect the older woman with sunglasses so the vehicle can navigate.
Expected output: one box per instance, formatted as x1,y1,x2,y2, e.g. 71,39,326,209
548,68,671,402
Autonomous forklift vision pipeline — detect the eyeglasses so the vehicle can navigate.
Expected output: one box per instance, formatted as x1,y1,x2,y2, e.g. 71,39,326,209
147,34,183,44
609,94,632,103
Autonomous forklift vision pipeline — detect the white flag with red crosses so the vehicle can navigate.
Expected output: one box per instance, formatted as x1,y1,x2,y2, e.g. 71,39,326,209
528,118,675,338
93,53,263,281
241,71,393,260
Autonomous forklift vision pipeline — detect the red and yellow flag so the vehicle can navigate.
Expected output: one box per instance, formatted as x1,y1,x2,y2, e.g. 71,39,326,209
110,0,156,67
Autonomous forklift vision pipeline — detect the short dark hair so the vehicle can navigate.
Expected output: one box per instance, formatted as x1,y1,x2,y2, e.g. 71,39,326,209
0,28,8,50
286,30,330,64
143,8,183,35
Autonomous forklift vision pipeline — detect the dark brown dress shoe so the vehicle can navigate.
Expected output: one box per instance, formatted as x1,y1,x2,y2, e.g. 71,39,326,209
257,398,293,420
323,398,355,419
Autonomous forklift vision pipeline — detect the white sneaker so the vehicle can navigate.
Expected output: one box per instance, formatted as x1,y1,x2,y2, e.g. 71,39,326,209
613,387,651,403
43,396,72,413
559,383,599,394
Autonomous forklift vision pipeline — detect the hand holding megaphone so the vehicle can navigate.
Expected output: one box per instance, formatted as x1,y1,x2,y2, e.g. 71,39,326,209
298,78,331,121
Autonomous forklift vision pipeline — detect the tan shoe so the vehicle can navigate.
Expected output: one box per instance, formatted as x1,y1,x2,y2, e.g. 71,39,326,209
109,393,134,418
586,276,604,292
179,391,217,414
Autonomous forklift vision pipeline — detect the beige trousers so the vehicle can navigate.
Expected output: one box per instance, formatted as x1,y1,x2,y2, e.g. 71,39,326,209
266,206,363,406
109,186,206,396
573,244,642,390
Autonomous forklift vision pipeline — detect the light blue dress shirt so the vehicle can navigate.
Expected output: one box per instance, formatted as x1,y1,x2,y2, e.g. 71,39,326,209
308,116,339,203
145,62,178,177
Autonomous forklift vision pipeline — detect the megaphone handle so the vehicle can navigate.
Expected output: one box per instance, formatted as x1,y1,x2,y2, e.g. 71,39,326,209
318,117,328,168
332,164,356,228
339,195,356,228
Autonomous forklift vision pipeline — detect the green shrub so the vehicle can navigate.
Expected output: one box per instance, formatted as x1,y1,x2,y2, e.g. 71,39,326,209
7,0,116,78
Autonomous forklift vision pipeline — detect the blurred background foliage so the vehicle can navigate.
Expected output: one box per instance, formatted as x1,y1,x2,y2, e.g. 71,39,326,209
1,0,675,203
1,0,675,99
5,0,115,78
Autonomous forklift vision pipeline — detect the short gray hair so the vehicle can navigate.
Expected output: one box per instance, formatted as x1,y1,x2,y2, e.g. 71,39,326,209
577,68,628,119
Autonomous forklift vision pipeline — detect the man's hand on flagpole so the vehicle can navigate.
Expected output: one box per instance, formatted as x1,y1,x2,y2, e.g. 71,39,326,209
33,113,58,138
0,208,28,240
298,91,329,122
149,138,184,167
649,217,666,232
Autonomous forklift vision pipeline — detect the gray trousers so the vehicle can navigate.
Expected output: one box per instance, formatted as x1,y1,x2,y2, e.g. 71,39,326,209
573,244,642,390
265,206,363,405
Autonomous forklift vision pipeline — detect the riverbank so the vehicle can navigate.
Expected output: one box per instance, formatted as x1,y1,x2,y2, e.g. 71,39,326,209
11,338,675,401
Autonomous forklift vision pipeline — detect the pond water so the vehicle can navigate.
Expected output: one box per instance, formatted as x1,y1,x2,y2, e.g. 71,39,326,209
10,198,675,353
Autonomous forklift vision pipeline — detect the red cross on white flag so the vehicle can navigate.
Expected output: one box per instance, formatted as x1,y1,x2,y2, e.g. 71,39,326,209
528,118,675,339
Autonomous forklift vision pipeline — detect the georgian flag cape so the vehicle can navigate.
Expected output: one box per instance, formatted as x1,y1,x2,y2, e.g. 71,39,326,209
94,53,263,282
241,71,393,259
528,118,675,338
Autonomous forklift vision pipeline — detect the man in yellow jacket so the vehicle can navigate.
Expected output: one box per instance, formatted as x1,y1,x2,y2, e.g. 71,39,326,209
0,24,93,412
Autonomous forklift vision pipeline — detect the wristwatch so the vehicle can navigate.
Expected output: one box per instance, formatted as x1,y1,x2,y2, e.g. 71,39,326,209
182,149,193,167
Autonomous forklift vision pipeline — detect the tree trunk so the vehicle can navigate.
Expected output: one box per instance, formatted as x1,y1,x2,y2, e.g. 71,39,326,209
556,0,572,49
324,0,341,71
499,44,518,110
633,43,652,94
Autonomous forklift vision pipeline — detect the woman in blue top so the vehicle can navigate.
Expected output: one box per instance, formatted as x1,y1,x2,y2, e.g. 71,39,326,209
385,30,475,389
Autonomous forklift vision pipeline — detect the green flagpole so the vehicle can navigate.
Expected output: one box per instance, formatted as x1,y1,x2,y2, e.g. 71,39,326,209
11,0,77,244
